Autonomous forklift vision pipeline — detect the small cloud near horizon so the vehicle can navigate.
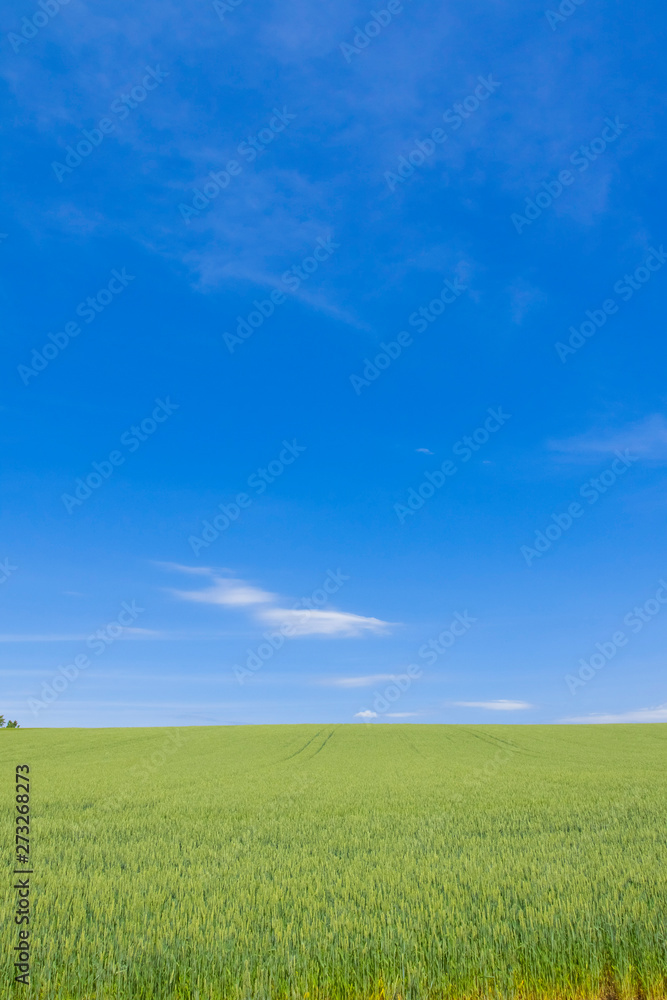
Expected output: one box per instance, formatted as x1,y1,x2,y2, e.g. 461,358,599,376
453,699,533,711
324,674,401,688
353,709,421,719
561,703,667,724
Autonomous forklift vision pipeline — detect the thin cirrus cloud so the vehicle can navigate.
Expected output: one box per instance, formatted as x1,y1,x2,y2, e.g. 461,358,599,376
167,568,393,638
171,578,276,607
323,674,402,688
262,608,391,637
561,704,667,724
549,414,667,461
353,710,421,719
154,561,228,576
0,627,163,642
453,700,533,711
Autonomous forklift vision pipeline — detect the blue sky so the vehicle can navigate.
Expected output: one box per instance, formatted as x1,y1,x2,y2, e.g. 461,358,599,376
2,0,667,727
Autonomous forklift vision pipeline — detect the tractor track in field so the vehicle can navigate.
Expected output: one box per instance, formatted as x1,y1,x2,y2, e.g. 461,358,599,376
283,728,327,761
397,728,428,759
460,727,537,757
311,728,337,756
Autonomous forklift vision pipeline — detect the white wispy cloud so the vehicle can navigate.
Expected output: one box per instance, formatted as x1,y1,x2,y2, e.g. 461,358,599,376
0,628,165,642
550,414,667,461
261,608,392,637
0,634,90,642
154,561,224,576
353,709,420,719
561,704,667,724
416,447,433,454
172,577,276,607
453,699,533,711
166,567,392,638
198,255,370,331
323,673,401,688
120,628,165,637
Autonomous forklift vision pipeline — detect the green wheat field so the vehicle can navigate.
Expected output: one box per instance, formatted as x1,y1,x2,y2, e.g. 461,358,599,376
1,724,666,1000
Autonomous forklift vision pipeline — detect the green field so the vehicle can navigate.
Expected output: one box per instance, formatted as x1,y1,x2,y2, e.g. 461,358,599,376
1,724,665,1000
